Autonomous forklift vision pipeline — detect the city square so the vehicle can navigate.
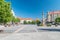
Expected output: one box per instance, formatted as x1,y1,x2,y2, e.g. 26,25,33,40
0,0,60,40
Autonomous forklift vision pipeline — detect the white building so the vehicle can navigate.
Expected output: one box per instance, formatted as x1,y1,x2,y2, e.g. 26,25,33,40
47,11,60,22
19,18,33,24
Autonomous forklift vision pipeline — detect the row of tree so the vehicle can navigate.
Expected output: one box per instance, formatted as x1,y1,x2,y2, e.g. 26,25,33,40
23,20,35,24
23,19,41,24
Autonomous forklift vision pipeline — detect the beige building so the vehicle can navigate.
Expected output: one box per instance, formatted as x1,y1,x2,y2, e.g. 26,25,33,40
47,11,60,22
19,18,33,24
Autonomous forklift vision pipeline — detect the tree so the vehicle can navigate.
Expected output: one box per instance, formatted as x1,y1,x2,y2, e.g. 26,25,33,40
36,19,41,26
28,21,31,24
0,0,13,24
36,19,41,24
31,21,36,24
12,17,20,23
23,20,27,24
55,17,60,24
14,18,20,23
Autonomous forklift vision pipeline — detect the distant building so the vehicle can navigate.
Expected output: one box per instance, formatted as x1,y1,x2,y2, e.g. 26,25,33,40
47,11,60,22
19,18,33,24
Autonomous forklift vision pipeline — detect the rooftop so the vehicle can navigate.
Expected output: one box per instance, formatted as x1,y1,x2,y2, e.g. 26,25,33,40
48,11,60,14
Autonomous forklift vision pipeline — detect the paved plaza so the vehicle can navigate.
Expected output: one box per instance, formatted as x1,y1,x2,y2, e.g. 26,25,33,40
0,25,60,40
0,32,60,40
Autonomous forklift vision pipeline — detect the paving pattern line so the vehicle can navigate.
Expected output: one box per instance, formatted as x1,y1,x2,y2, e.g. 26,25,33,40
34,27,38,32
13,26,26,33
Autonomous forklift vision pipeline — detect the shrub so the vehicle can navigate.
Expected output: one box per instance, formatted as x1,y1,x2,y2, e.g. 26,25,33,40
47,24,51,27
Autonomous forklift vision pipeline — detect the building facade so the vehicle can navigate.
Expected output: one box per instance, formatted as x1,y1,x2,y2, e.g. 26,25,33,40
19,18,33,24
47,11,60,22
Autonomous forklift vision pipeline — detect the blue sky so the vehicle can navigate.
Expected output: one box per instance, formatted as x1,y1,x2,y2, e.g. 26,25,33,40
6,0,60,19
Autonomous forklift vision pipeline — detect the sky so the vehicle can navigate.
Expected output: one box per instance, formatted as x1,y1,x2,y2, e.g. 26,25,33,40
6,0,60,19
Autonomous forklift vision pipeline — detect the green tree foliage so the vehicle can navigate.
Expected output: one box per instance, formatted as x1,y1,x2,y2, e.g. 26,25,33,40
0,0,13,24
31,21,36,24
55,17,60,23
12,17,20,23
14,18,20,23
23,20,36,24
28,21,31,24
36,19,41,26
36,19,41,24
23,20,27,24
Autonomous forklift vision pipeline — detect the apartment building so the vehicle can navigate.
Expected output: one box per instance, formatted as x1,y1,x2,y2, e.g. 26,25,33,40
47,11,60,22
